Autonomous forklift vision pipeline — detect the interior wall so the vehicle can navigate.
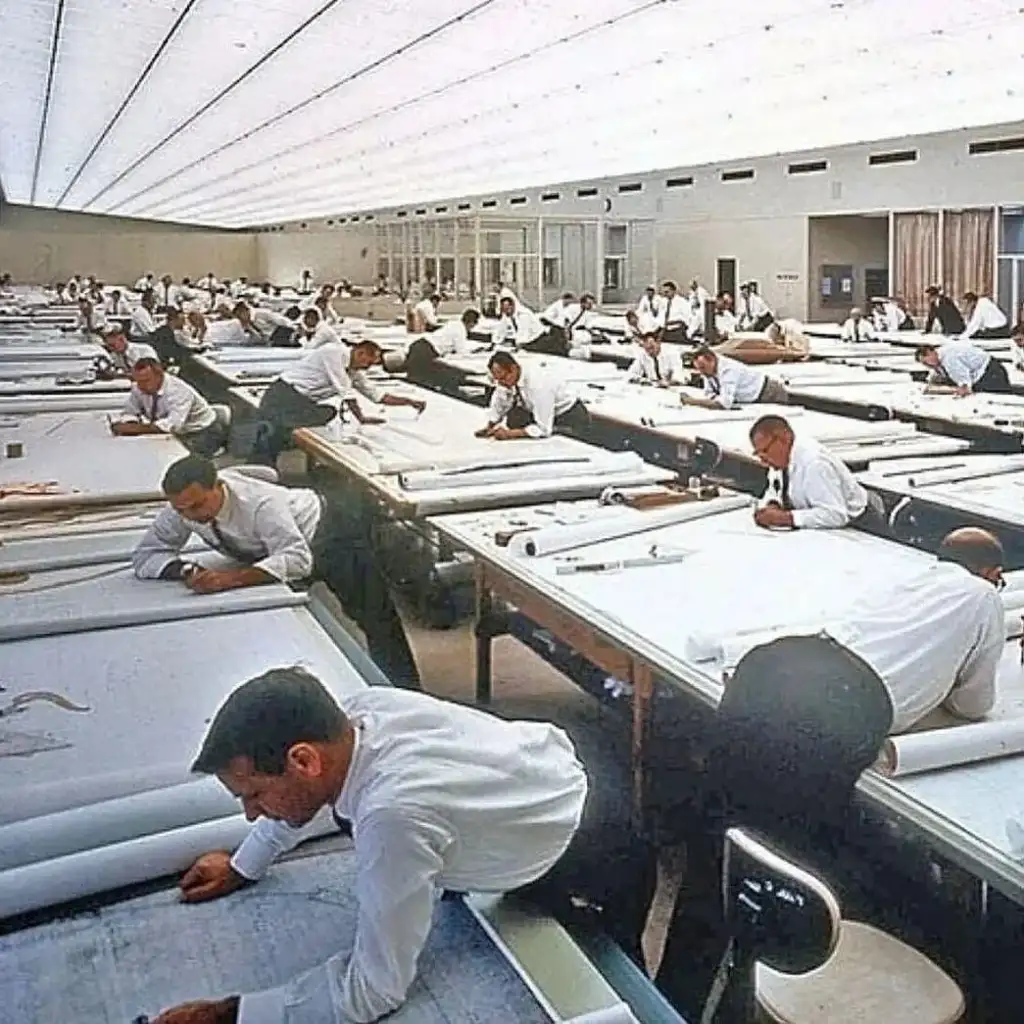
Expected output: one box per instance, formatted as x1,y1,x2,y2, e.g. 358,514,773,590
806,215,889,321
655,215,809,319
0,203,257,285
255,227,378,289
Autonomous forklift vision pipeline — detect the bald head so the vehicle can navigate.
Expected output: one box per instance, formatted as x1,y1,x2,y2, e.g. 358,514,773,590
937,527,1004,581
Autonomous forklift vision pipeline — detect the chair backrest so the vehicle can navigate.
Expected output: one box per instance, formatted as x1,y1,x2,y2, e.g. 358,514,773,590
699,827,841,1024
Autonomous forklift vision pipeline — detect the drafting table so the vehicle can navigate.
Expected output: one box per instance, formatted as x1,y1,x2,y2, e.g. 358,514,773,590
0,409,187,513
437,350,625,389
430,501,1024,907
294,386,674,518
0,370,129,395
0,341,104,362
0,392,128,416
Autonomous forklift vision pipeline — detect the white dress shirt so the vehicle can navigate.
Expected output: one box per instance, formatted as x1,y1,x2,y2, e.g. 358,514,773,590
488,364,579,438
413,298,440,328
280,342,383,404
962,297,1008,338
428,319,471,357
492,307,545,347
561,302,596,338
156,282,181,308
120,374,216,436
302,297,340,324
129,305,157,339
715,310,738,336
636,294,664,322
840,317,876,342
826,562,1003,732
661,294,686,328
303,321,342,349
627,346,684,383
104,341,158,374
760,436,868,529
935,342,992,388
739,292,771,326
134,276,153,292
248,309,296,344
204,318,250,347
231,687,586,1024
541,300,572,326
132,467,322,583
75,309,107,336
105,297,131,315
230,279,250,299
702,354,767,408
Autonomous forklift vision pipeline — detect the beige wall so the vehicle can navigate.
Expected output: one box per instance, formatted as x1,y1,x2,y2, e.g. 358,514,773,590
0,203,258,285
255,227,378,289
806,215,889,321
656,214,809,319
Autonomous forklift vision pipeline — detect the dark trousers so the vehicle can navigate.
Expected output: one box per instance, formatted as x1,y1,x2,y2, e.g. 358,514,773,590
656,634,893,1017
270,325,300,347
404,337,467,394
253,379,336,464
311,493,420,690
752,312,775,332
181,419,228,458
512,733,657,967
976,357,1012,393
974,325,1012,340
661,324,688,345
521,326,569,357
505,400,590,435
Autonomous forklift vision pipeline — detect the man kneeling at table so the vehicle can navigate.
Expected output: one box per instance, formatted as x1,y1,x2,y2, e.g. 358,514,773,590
475,350,589,440
627,330,684,385
149,668,656,1023
110,357,227,457
915,340,1012,396
133,456,420,689
749,414,884,530
682,346,789,409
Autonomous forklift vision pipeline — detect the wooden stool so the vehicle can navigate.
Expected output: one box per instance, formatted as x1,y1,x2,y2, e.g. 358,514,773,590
756,920,965,1024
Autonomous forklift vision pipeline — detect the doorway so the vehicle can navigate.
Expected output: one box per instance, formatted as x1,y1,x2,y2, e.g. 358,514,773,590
717,258,737,299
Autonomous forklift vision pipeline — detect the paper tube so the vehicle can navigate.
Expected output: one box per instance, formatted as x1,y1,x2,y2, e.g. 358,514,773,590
509,495,750,557
399,452,644,493
877,719,1024,778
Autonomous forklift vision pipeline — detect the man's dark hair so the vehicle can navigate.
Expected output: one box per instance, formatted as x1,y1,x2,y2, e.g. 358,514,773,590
914,344,938,360
937,528,1004,574
461,308,481,326
692,345,715,360
352,338,382,354
133,356,163,372
232,302,250,316
749,414,792,441
662,280,677,291
488,350,519,371
192,667,349,775
302,308,320,325
162,454,217,495
925,285,940,297
562,291,575,300
963,291,978,303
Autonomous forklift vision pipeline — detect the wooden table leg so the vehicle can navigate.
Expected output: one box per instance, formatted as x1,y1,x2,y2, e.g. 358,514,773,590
474,564,494,705
631,661,654,831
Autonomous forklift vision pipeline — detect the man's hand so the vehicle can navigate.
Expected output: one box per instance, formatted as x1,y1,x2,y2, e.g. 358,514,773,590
954,385,971,398
410,399,427,415
184,568,243,595
358,416,387,426
474,425,495,438
679,393,691,405
754,503,791,529
491,426,522,441
153,996,240,1023
179,851,248,903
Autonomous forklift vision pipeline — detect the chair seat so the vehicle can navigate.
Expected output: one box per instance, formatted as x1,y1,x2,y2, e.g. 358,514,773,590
756,920,964,1024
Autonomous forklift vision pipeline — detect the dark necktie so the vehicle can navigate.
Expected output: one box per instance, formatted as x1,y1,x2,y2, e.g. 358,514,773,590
664,297,673,324
332,803,353,838
707,375,721,398
148,394,160,423
569,308,585,331
209,518,253,563
512,384,526,409
780,467,792,510
511,316,518,337
652,354,661,381
853,321,859,342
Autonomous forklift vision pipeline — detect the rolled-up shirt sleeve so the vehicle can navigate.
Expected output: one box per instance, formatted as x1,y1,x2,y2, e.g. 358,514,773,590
350,370,384,405
237,807,451,1024
154,386,194,433
524,383,557,438
250,496,315,581
132,507,195,578
488,385,513,425
789,462,857,530
120,388,145,422
323,348,355,400
230,817,305,882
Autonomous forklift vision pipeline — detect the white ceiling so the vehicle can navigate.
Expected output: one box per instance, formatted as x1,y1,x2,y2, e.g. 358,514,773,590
1,0,1023,228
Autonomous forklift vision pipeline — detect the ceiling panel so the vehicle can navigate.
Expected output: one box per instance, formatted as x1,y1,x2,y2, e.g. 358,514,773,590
1,0,1022,226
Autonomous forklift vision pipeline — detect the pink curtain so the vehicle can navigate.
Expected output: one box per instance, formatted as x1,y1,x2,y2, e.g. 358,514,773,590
893,212,939,318
942,208,995,301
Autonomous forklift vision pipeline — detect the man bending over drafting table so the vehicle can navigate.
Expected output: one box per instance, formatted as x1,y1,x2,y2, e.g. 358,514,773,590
749,414,884,530
684,347,788,409
148,668,655,1023
476,350,589,440
133,456,419,689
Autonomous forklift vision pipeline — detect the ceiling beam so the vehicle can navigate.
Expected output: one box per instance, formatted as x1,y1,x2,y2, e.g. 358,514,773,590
29,0,67,204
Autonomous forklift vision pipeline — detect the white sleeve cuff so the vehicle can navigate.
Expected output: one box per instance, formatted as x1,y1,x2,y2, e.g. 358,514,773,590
238,987,288,1024
230,829,283,881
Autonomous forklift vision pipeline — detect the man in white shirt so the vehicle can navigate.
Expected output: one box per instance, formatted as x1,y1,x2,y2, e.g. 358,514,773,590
476,351,588,439
111,358,226,457
157,274,181,312
104,288,131,316
749,414,882,530
764,318,810,359
411,294,441,332
659,280,689,344
148,309,193,367
236,302,298,347
149,669,655,1024
916,341,1011,395
541,292,575,330
405,308,480,387
199,272,219,293
840,307,875,343
712,295,738,337
688,278,710,315
229,277,250,299
636,286,664,330
94,323,157,378
298,309,341,349
135,273,155,293
133,457,420,690
129,290,158,341
737,282,774,332
254,341,425,464
64,297,106,339
684,347,788,409
627,331,684,385
961,292,1010,340
491,296,545,349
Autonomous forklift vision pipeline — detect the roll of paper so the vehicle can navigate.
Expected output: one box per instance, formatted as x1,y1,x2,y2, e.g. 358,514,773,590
877,718,1024,778
509,495,749,558
398,452,644,493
